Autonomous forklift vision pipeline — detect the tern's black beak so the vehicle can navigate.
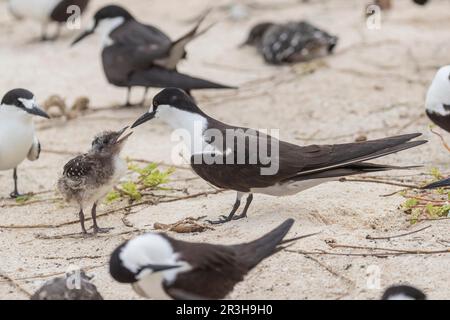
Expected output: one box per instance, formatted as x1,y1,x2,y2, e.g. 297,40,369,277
27,104,50,119
71,29,95,46
131,111,156,128
238,39,250,48
144,264,182,273
114,126,133,144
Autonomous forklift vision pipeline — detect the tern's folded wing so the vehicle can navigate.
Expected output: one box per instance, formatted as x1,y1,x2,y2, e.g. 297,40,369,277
27,136,41,161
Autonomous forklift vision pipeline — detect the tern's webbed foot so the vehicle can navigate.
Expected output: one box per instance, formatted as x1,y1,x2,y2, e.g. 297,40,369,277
93,227,113,234
9,191,23,199
207,217,232,225
231,213,247,221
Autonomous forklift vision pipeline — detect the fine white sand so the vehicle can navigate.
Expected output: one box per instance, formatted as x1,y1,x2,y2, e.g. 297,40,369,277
0,0,449,300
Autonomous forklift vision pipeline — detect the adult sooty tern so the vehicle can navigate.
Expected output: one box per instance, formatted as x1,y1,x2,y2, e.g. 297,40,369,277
109,219,315,300
0,88,50,198
8,0,90,41
71,5,234,107
57,127,132,235
131,88,427,225
242,21,338,64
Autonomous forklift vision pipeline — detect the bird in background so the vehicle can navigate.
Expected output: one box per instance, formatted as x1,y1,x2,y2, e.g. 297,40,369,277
241,21,338,65
71,5,235,107
109,219,317,300
367,0,429,12
381,285,427,300
0,88,50,198
8,0,90,41
57,127,132,235
131,88,427,224
31,269,103,300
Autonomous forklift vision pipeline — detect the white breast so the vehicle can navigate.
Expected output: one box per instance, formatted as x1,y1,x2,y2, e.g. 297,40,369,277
0,106,35,171
133,273,173,300
426,65,450,116
8,0,61,22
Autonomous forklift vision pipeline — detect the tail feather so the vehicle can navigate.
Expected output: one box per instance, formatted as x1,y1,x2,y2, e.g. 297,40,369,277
232,219,295,269
297,136,427,177
129,67,236,90
165,10,213,69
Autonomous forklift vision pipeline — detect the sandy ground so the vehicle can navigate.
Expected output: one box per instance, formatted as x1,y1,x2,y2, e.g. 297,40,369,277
0,0,449,300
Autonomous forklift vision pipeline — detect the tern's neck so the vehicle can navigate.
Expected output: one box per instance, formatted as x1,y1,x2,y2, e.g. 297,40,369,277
0,104,33,125
98,17,126,47
158,108,209,155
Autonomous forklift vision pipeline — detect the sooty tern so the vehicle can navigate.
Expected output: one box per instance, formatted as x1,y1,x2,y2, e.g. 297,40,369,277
57,127,132,235
0,89,50,198
71,5,234,107
242,21,338,64
8,0,90,41
131,88,427,224
109,218,316,300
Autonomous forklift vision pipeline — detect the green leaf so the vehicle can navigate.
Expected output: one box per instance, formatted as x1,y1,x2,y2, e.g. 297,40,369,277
15,194,33,204
121,181,142,201
105,191,120,203
402,198,418,210
430,167,443,181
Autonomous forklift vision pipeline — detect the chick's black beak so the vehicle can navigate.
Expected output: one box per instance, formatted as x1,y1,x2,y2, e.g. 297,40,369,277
131,111,156,128
27,104,50,119
71,29,94,46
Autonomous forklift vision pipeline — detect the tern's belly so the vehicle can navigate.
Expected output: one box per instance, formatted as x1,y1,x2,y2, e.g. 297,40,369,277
0,124,34,170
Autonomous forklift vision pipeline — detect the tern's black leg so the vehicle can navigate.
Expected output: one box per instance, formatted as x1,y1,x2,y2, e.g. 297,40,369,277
122,87,141,107
40,23,49,41
79,209,88,234
140,87,149,105
207,194,242,225
125,87,132,106
91,202,112,234
232,193,253,221
9,168,21,199
49,25,62,41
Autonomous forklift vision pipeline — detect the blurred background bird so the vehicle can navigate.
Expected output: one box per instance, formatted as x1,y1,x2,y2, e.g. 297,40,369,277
8,0,90,41
71,5,235,107
242,21,338,65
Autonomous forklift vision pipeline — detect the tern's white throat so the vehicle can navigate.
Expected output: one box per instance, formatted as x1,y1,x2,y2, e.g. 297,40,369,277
426,65,450,116
155,104,208,155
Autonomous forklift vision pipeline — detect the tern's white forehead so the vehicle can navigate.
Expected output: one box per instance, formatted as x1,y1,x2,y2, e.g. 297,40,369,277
17,98,36,110
119,233,175,274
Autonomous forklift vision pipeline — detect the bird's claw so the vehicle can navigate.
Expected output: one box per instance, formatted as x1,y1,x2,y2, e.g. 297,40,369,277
93,227,113,234
207,217,232,225
232,213,247,221
9,191,22,199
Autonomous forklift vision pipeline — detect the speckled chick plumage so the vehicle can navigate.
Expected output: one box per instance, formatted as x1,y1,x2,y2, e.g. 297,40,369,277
245,21,338,65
